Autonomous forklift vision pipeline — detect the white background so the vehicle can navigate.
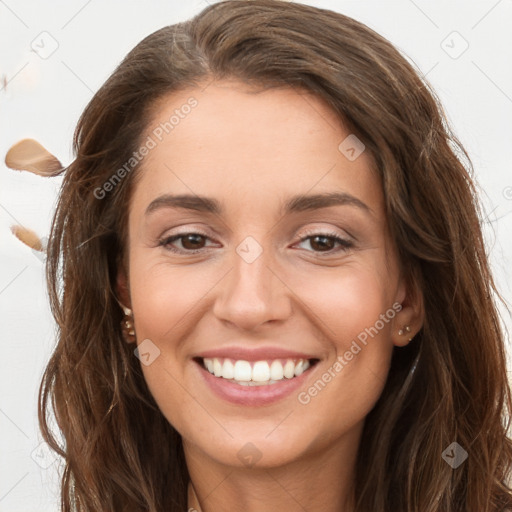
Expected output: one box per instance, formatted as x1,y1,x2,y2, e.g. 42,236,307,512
1,1,511,510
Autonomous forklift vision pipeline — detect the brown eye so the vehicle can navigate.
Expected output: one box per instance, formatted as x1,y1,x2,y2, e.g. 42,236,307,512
159,232,212,254
309,235,336,252
180,234,207,250
296,231,353,254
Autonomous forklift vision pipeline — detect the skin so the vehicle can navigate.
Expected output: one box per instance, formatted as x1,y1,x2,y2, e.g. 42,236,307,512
117,80,424,512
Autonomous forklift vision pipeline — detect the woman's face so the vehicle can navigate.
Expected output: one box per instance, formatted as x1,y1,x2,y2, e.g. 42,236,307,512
118,80,418,470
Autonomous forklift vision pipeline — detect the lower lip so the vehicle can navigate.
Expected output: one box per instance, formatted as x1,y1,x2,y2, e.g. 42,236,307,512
195,360,317,406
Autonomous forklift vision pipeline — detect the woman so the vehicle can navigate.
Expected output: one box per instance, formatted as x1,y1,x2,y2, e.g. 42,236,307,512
38,0,512,510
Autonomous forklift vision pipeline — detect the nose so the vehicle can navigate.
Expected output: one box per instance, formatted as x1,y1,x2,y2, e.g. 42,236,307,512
212,243,293,331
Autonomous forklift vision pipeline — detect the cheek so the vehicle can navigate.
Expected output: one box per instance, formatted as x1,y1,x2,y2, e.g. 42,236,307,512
127,258,224,429
290,263,396,410
290,262,395,345
129,260,216,342
126,261,208,432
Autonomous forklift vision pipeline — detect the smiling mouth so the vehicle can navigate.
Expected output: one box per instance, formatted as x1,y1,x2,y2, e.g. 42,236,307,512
194,357,320,386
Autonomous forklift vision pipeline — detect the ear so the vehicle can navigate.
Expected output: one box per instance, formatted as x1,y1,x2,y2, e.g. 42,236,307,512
116,264,132,312
392,270,424,347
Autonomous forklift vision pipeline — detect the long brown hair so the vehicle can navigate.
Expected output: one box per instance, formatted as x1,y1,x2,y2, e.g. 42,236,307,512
38,1,512,510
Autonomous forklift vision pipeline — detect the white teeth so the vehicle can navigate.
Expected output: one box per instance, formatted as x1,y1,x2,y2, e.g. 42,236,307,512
233,360,252,381
222,359,234,379
283,360,295,379
213,358,223,377
236,380,280,386
202,357,314,385
252,361,270,382
269,360,284,380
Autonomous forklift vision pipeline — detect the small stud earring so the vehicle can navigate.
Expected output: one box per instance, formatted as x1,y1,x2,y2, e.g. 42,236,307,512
398,325,412,338
119,303,136,343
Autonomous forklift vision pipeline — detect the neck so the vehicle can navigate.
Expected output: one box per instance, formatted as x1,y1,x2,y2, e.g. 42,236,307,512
188,481,203,511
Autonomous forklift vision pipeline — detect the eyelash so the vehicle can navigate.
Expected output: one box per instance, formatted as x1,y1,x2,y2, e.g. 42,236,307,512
158,229,354,256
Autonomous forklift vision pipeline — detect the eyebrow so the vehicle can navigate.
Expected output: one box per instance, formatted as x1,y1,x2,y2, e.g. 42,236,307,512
144,191,373,217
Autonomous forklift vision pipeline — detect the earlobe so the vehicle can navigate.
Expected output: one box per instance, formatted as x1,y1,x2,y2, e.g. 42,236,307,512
392,273,424,347
120,308,137,344
394,324,414,346
115,269,137,344
115,267,132,312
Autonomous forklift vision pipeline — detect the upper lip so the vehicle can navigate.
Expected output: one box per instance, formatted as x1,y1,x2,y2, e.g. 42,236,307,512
195,346,319,362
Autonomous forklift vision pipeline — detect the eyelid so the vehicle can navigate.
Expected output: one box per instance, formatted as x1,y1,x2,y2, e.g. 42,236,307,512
164,226,210,236
297,226,351,240
157,225,211,241
294,222,356,245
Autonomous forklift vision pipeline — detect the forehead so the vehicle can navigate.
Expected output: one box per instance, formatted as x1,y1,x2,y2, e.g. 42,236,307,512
130,80,383,219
